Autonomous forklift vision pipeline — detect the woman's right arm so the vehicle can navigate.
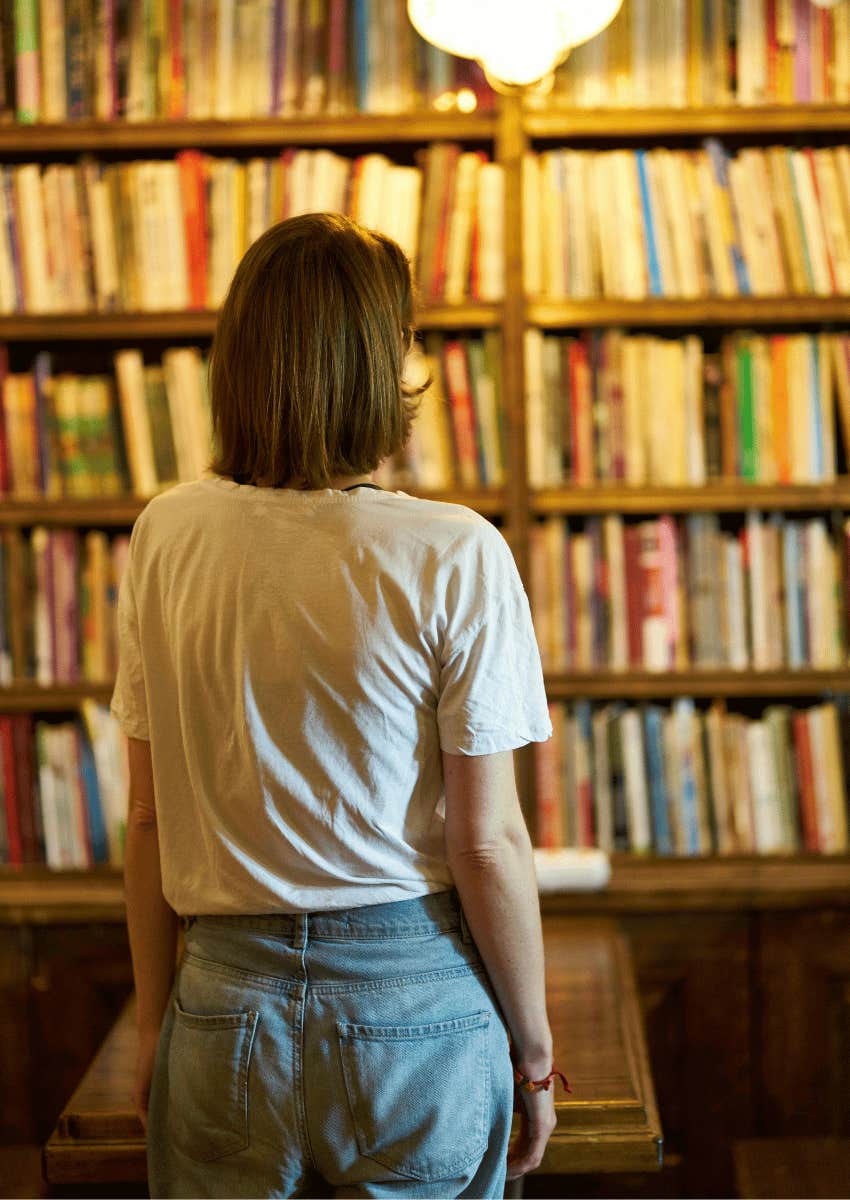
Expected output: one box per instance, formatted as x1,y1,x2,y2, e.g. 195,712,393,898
442,747,557,1179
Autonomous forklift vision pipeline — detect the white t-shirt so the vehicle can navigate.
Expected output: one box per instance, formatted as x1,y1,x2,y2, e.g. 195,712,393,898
110,476,552,915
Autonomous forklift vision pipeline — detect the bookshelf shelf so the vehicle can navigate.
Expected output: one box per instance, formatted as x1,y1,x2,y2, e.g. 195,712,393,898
523,104,850,142
0,304,501,341
0,487,507,526
0,684,114,711
3,855,850,924
0,113,498,154
527,298,850,328
544,670,850,700
532,483,850,515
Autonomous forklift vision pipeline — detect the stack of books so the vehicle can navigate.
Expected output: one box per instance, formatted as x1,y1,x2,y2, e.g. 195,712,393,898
535,0,850,109
535,697,850,857
523,141,850,299
529,513,848,672
0,704,127,869
525,329,850,487
1,146,504,311
6,0,494,123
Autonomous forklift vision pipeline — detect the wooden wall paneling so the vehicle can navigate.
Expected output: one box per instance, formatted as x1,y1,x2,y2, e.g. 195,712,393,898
28,925,133,1143
0,924,35,1142
756,909,850,1137
621,914,753,1199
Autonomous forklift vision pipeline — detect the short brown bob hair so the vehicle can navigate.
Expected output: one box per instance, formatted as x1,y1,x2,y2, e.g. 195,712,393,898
209,212,425,489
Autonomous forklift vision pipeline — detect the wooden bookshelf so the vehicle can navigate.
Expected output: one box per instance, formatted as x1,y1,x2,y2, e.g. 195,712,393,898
527,297,850,328
4,855,850,923
545,669,850,700
523,104,850,141
0,112,497,153
0,303,501,341
532,482,850,515
0,683,114,711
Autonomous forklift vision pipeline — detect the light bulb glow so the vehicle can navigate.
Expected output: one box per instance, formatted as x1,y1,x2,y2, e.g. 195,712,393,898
408,0,624,87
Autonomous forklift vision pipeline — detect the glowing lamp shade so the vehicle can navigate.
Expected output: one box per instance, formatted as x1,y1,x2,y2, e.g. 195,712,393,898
407,0,624,88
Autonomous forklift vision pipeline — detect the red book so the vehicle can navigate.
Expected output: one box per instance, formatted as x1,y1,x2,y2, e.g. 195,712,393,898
12,715,38,864
177,150,208,310
624,524,643,668
168,0,187,118
792,711,820,850
534,724,562,849
429,145,460,302
442,340,480,488
0,716,21,866
568,338,593,486
766,0,778,99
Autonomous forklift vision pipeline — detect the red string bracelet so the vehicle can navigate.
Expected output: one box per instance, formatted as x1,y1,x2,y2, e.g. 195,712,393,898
513,1066,572,1094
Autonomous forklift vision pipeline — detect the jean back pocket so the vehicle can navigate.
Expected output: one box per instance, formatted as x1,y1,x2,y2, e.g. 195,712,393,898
168,998,259,1163
337,1011,490,1182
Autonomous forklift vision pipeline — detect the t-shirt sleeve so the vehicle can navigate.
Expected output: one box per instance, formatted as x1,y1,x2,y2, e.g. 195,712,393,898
437,527,552,756
110,546,150,740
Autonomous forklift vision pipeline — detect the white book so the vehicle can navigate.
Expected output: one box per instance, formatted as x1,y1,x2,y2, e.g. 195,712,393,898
386,166,422,268
746,720,784,853
725,537,748,668
524,329,548,489
605,514,628,671
114,349,158,497
246,159,269,248
737,0,767,103
353,154,390,230
563,152,593,299
443,153,480,304
404,346,453,490
80,701,127,866
630,0,652,106
705,706,735,854
476,163,505,302
15,165,55,313
37,726,65,868
215,0,237,118
31,527,54,686
684,335,706,485
544,518,567,670
790,150,833,296
163,348,210,481
621,709,652,853
813,150,850,295
746,512,769,669
541,153,567,299
160,161,190,311
522,155,542,296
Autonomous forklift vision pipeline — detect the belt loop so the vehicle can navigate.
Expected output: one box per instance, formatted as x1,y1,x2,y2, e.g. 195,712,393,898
181,915,196,931
459,903,474,945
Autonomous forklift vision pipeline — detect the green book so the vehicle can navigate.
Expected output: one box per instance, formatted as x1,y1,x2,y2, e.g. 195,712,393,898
736,338,758,481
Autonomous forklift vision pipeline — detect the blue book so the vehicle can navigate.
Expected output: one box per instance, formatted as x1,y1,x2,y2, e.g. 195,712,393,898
635,150,662,297
703,139,750,295
77,723,109,864
643,707,673,855
673,699,701,855
354,0,370,111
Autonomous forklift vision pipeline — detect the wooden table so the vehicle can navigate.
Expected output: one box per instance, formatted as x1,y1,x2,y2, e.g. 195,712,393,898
43,916,662,1189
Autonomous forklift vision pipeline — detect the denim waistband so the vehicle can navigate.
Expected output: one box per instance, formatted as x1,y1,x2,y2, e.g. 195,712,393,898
183,888,470,942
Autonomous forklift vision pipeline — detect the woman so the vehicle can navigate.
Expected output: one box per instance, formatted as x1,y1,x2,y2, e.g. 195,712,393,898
112,212,561,1199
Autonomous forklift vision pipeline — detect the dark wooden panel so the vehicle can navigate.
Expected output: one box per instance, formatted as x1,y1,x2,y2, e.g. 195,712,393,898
29,925,133,1144
621,914,753,1199
757,911,850,1136
0,926,35,1143
734,1137,850,1199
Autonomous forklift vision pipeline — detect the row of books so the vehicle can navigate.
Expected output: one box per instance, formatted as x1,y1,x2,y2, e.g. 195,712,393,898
0,346,211,498
534,0,850,110
5,0,493,123
525,330,850,488
0,529,129,686
523,141,850,299
534,697,850,857
2,146,505,313
0,335,506,498
528,513,848,673
0,705,127,868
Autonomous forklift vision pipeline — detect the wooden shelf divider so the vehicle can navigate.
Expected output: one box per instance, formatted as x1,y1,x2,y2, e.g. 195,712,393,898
545,669,850,699
527,297,850,328
523,103,850,140
532,482,850,514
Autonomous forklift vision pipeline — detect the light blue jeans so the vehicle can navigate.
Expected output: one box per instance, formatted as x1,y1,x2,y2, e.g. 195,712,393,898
147,889,515,1198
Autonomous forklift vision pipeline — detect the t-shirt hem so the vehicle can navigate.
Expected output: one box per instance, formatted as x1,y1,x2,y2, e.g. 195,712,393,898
109,703,151,741
168,879,453,917
440,721,554,756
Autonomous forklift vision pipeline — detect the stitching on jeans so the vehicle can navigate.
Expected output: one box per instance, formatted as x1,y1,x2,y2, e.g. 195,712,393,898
181,950,483,996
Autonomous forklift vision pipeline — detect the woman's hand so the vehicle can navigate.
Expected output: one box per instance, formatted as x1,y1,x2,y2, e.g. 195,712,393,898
506,1081,558,1179
133,1027,162,1133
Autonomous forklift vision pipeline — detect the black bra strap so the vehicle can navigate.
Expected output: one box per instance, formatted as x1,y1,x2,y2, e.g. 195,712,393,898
341,483,384,491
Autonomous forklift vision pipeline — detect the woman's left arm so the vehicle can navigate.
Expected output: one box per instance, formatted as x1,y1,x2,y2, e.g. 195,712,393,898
124,736,179,1129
